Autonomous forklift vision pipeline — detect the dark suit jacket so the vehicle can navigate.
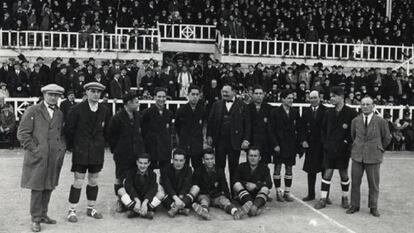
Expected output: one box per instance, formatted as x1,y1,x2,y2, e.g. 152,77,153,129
351,114,391,164
322,105,358,159
141,105,173,162
65,101,111,165
247,102,277,163
273,105,300,158
110,79,123,99
299,104,326,173
207,99,251,150
109,108,145,163
175,103,206,156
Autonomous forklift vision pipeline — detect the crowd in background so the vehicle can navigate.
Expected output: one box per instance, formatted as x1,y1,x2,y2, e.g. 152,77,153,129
1,54,414,150
1,0,414,46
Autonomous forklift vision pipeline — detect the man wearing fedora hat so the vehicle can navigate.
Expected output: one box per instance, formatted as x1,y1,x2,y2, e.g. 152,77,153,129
17,84,66,232
65,82,111,223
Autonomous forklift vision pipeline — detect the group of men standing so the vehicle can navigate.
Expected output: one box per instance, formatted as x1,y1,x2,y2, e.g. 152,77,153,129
17,80,391,232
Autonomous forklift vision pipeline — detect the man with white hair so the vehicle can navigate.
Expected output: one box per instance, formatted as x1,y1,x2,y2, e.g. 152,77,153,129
347,97,391,217
299,90,328,202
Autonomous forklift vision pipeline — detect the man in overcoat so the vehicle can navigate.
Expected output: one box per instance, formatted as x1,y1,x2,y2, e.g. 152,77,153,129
17,84,66,232
315,87,358,210
207,83,251,191
65,82,111,222
346,97,391,217
109,93,145,212
175,85,206,169
272,89,300,202
142,87,174,169
299,90,326,201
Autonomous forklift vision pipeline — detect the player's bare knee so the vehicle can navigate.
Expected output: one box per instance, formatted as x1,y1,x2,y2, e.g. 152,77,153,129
88,177,99,187
117,187,127,196
190,185,200,196
73,178,84,188
259,187,270,195
233,182,243,192
156,189,165,200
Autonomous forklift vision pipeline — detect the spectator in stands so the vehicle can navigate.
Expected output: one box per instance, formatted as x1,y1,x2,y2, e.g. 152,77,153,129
0,82,9,98
0,103,15,147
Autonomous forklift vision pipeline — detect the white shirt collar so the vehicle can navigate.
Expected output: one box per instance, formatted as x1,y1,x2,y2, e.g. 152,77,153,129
363,112,374,124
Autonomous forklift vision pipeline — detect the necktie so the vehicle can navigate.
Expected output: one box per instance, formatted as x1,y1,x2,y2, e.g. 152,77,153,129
48,105,56,110
364,116,368,128
312,107,317,119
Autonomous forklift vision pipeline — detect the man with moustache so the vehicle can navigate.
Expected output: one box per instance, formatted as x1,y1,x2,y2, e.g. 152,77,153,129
207,83,251,192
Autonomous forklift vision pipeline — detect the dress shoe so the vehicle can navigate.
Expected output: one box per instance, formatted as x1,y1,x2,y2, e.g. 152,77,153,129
142,211,155,220
314,198,327,209
346,206,360,214
31,222,41,232
370,208,380,217
302,196,315,202
341,196,350,209
41,216,57,224
167,206,178,217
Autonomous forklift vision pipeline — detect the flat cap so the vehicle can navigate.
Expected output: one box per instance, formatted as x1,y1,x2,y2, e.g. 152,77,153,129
84,82,106,91
41,84,65,94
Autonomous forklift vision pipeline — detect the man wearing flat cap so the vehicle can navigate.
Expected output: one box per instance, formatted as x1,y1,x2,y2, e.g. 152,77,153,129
65,82,111,223
17,84,66,232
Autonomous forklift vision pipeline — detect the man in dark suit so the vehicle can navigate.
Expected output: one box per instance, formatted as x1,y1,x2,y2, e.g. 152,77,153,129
346,97,391,217
142,87,174,169
299,90,326,201
272,89,300,202
110,72,123,99
109,93,145,213
175,85,206,170
65,82,111,223
315,87,358,210
207,84,251,190
247,85,276,164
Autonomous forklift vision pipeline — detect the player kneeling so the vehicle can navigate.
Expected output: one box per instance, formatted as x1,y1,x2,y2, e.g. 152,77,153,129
116,153,164,219
160,149,210,219
233,147,272,218
192,148,242,220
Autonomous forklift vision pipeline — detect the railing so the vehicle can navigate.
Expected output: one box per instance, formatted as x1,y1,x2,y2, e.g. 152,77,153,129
115,26,158,36
221,37,414,62
5,98,413,122
157,23,217,42
0,30,159,52
395,56,414,75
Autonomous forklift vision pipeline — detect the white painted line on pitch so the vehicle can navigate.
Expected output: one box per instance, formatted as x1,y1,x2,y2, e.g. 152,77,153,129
291,194,357,233
385,157,414,160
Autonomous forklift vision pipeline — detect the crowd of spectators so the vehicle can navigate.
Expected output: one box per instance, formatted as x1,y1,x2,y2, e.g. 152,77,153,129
2,54,414,150
1,0,414,46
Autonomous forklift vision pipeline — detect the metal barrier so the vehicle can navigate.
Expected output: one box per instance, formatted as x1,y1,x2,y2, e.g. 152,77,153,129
157,23,217,42
0,30,159,52
5,98,413,121
221,37,414,62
